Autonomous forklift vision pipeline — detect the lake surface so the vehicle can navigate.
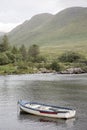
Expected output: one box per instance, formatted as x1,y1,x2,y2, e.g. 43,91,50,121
0,73,87,130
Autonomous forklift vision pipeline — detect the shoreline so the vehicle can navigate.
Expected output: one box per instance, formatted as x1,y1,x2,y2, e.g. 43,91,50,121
0,69,86,76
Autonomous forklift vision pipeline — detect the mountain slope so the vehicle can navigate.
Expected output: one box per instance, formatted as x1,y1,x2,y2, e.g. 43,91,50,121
8,7,87,49
8,13,53,46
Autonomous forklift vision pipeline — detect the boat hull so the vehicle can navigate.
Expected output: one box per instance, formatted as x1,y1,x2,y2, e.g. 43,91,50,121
18,100,76,119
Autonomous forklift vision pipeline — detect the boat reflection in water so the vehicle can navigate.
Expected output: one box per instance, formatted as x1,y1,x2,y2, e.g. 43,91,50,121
18,111,76,128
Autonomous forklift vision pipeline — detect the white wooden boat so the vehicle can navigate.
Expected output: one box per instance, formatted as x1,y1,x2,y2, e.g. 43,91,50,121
18,100,76,119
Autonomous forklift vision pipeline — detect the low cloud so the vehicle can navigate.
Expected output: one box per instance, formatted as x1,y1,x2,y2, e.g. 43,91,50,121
0,22,20,32
0,0,87,32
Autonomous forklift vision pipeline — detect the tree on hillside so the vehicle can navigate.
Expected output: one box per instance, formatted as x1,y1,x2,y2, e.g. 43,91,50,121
11,46,18,54
19,44,27,61
0,35,9,52
28,44,40,58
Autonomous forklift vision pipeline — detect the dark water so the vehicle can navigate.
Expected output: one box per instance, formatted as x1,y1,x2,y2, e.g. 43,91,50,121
0,73,87,130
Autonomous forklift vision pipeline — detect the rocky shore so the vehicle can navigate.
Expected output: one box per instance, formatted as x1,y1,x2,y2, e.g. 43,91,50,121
38,67,85,74
60,68,85,74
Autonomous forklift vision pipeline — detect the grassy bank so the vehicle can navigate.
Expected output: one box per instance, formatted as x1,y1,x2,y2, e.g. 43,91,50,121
40,42,87,60
0,61,87,75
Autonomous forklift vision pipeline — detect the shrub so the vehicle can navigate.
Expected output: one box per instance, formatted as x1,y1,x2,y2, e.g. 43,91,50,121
59,51,82,63
17,62,28,70
0,53,9,65
50,61,61,71
6,52,16,63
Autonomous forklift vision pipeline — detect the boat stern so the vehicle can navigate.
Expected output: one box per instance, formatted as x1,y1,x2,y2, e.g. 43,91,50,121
65,110,76,119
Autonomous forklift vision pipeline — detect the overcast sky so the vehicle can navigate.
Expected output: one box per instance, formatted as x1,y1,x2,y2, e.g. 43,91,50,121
0,0,87,32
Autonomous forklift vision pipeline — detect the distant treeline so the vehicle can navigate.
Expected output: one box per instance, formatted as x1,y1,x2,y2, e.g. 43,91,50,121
0,35,87,74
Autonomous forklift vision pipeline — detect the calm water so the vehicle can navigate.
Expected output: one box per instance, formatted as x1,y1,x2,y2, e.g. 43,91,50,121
0,73,87,130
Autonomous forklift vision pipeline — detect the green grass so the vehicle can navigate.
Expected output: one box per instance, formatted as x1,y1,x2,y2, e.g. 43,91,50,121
0,64,16,74
40,41,87,60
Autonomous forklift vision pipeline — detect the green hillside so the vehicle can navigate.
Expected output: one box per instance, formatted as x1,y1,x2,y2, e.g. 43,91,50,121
7,7,87,56
8,13,53,46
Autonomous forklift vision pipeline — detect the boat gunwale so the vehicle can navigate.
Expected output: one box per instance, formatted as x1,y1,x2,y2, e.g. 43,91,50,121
18,100,75,113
